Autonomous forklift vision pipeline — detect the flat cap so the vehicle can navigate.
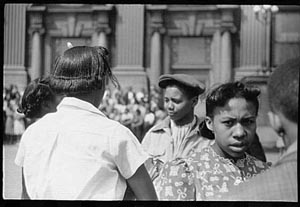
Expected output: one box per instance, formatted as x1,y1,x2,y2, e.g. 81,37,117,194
158,73,205,95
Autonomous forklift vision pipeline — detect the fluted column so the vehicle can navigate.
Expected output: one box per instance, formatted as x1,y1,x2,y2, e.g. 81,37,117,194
150,30,163,85
93,27,111,48
149,8,165,85
97,31,107,48
28,7,45,81
211,28,222,85
31,31,43,80
220,30,232,83
92,9,111,48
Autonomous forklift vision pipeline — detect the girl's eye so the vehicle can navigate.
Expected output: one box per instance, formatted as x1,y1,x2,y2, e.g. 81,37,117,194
172,100,181,104
223,120,234,126
242,119,255,126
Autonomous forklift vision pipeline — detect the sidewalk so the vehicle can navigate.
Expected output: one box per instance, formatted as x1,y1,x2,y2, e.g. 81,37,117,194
3,143,22,199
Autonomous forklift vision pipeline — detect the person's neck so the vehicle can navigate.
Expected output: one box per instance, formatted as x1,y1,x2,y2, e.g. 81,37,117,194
172,113,194,126
280,113,297,148
282,122,297,149
71,91,102,108
211,142,245,162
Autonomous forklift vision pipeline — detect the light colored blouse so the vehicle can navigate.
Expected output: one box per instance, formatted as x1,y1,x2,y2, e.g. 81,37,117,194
155,146,271,201
170,117,196,159
142,116,214,182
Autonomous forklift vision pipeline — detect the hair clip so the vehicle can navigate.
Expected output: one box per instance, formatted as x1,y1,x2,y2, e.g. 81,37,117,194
67,42,73,48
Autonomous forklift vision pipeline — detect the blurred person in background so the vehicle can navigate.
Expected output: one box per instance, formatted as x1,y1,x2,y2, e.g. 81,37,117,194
4,98,15,144
143,104,156,137
120,107,134,130
131,108,144,142
3,84,22,144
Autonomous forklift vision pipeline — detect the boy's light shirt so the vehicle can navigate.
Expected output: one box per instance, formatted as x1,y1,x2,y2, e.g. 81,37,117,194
15,97,149,200
278,140,297,162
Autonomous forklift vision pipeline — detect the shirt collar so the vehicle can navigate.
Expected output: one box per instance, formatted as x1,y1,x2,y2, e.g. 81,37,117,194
151,115,203,133
281,140,297,159
57,97,107,117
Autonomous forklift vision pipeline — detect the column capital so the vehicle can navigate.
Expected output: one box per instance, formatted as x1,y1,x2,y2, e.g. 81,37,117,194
27,6,46,36
148,6,166,36
92,6,114,35
28,27,45,36
220,24,237,34
151,26,166,36
95,24,111,35
219,9,238,34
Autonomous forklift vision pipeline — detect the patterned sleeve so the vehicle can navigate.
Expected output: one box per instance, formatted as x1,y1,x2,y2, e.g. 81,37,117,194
154,158,196,201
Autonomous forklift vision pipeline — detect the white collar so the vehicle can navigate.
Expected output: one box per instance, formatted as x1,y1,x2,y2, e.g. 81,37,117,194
170,116,197,129
57,97,107,117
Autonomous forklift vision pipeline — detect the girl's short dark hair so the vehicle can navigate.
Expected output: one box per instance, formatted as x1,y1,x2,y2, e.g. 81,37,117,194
17,77,55,119
50,46,119,95
206,81,261,118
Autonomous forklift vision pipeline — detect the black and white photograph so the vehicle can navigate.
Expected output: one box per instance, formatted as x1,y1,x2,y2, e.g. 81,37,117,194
2,3,299,205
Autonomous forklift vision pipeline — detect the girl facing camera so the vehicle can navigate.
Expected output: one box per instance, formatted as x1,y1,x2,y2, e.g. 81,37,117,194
155,81,271,201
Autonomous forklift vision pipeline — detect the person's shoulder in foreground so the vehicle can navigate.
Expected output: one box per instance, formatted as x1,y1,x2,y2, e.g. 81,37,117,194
220,57,299,202
15,45,157,200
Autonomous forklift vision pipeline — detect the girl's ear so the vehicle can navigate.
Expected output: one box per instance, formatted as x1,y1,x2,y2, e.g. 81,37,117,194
191,96,199,107
205,116,214,132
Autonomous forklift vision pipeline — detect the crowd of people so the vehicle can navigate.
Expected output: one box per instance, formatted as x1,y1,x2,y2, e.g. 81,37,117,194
3,84,26,144
99,85,167,142
7,44,298,202
3,83,167,145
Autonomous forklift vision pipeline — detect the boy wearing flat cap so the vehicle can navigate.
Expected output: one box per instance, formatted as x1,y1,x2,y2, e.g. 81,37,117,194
142,74,214,185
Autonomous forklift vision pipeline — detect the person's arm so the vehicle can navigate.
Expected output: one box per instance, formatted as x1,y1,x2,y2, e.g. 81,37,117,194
126,164,157,200
21,168,30,199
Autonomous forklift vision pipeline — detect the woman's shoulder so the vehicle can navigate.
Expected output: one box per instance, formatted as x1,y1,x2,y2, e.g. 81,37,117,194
190,146,217,160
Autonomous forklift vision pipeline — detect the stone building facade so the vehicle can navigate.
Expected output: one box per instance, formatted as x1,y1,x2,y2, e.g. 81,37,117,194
3,4,300,147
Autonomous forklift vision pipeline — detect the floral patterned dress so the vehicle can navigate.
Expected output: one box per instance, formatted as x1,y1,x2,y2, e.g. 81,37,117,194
154,146,271,201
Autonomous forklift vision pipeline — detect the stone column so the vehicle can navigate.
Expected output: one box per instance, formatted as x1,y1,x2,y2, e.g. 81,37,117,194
211,28,222,85
97,31,107,48
28,12,45,81
150,29,163,85
265,11,272,71
27,5,46,82
93,28,111,48
149,8,165,86
93,10,111,49
31,30,43,80
220,30,232,83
